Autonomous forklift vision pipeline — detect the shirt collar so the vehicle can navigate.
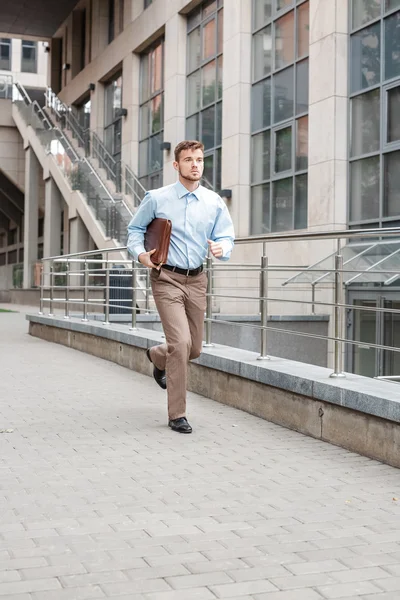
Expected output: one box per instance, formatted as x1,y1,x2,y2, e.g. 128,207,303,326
175,180,201,200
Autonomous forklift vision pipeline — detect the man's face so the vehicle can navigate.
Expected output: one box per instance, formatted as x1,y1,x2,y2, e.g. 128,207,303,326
174,148,204,182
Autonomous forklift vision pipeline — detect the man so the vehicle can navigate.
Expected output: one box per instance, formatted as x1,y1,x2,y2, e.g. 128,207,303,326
127,140,235,434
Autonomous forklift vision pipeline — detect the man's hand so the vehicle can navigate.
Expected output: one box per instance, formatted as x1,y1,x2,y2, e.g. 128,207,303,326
207,239,224,258
138,249,160,270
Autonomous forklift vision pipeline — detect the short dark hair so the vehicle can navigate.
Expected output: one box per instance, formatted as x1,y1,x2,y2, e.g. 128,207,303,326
174,140,204,162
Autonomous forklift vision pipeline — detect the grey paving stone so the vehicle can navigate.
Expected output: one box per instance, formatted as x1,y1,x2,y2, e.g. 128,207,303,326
2,307,400,600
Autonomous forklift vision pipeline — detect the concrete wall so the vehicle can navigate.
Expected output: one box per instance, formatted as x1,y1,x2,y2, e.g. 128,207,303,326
28,317,400,470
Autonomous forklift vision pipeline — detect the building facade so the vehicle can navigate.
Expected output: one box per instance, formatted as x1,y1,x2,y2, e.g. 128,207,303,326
0,0,399,376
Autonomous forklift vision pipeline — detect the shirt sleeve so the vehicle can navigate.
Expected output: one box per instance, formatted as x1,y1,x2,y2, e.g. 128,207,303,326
210,201,235,262
127,192,156,260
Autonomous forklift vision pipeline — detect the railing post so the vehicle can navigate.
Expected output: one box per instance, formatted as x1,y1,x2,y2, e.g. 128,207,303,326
145,269,150,314
103,259,110,325
64,260,70,319
130,260,137,330
203,253,213,347
258,242,270,360
48,261,54,317
82,259,89,322
330,245,346,378
38,262,44,315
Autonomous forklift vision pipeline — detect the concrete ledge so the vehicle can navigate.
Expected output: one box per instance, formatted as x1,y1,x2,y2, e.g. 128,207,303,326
27,313,400,468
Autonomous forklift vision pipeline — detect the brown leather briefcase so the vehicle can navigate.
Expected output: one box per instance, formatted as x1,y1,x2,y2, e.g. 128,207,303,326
144,218,172,265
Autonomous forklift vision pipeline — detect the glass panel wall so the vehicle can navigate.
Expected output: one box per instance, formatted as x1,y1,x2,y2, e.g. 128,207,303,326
186,0,223,191
139,39,164,190
0,38,11,71
21,40,37,73
349,1,400,228
251,0,309,234
104,74,123,160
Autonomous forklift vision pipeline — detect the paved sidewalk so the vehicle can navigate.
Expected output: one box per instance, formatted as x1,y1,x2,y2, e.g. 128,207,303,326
1,306,400,600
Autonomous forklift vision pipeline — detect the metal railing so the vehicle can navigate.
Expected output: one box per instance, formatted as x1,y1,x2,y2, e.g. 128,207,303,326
38,226,400,381
45,88,146,207
14,82,134,243
0,74,13,99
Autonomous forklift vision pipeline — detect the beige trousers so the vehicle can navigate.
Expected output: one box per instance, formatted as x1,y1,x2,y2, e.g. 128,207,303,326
149,267,207,420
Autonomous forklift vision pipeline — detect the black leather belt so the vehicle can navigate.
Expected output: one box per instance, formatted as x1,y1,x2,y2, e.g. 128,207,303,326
162,264,204,277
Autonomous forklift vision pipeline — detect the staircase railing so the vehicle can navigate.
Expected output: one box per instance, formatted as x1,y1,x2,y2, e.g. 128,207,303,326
45,88,146,207
14,82,132,244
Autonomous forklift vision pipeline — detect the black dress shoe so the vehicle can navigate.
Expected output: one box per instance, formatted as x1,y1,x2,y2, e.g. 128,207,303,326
168,417,192,434
146,348,167,390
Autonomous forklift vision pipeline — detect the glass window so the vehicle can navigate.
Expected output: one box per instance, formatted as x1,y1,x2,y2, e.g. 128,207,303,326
252,78,271,131
277,0,292,11
251,184,271,234
275,126,292,173
108,0,115,43
251,0,309,233
139,39,164,187
387,85,400,143
297,1,309,58
253,26,272,81
275,11,294,70
202,60,217,106
384,150,400,216
272,178,293,232
252,130,271,183
351,88,380,155
203,18,216,60
384,11,400,81
351,23,381,93
0,38,11,71
186,1,223,191
187,71,201,115
296,116,308,170
202,105,216,149
253,0,272,29
349,6,400,228
188,28,201,72
295,173,308,229
296,59,309,114
386,0,400,10
350,156,380,221
274,66,294,123
21,40,37,73
352,0,381,29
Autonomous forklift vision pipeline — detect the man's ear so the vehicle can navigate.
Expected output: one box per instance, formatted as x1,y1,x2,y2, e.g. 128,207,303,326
173,161,179,172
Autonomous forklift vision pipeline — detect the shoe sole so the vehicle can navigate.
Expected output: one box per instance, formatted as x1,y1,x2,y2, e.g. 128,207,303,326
168,424,192,434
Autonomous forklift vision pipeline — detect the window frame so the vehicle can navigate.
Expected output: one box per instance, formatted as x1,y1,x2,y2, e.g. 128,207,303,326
250,0,309,234
0,38,11,71
348,2,400,228
186,0,224,192
21,40,37,73
138,38,165,189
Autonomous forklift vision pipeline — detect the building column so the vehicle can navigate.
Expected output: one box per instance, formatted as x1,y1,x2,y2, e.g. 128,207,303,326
69,215,90,288
23,147,40,288
221,0,252,237
43,177,62,259
122,51,140,175
308,0,349,232
69,214,89,255
163,12,187,185
308,0,349,369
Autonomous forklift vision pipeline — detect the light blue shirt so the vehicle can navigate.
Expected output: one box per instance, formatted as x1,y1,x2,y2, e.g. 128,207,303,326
127,181,235,269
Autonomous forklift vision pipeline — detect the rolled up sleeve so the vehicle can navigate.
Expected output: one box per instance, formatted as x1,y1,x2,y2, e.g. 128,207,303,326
127,192,156,260
210,202,235,261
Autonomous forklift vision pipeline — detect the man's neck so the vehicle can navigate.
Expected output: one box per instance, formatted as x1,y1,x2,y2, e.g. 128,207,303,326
178,176,200,193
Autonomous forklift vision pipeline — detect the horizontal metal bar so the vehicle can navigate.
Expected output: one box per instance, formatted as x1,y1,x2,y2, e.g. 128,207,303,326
204,317,400,354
